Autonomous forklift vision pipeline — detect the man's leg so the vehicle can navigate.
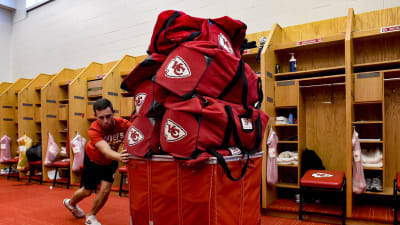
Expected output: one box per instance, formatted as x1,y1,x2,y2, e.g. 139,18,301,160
70,187,92,206
87,180,113,216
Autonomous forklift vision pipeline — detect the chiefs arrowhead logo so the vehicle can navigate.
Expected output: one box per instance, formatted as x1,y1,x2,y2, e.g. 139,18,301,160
164,119,187,142
135,93,146,113
228,147,241,155
165,56,191,78
218,33,233,54
311,172,333,178
127,126,144,146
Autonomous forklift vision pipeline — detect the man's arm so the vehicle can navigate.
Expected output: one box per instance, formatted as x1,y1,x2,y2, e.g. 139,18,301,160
94,140,129,163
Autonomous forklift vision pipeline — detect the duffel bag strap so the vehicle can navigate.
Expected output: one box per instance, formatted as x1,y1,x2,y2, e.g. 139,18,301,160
224,105,263,154
218,60,252,115
207,149,250,181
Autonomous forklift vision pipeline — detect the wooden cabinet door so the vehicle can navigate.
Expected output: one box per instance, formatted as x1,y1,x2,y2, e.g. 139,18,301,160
355,72,382,102
275,80,298,107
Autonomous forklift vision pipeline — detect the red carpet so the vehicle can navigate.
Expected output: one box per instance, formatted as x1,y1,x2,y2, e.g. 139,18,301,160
267,198,341,215
0,178,130,225
267,198,396,224
262,215,332,225
352,204,394,223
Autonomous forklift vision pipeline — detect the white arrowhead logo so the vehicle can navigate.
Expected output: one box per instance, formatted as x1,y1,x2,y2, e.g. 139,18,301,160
165,56,191,78
164,119,187,142
135,93,146,113
218,33,233,54
311,172,333,178
127,126,144,146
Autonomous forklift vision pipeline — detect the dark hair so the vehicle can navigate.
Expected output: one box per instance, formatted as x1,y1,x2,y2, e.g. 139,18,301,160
93,98,113,113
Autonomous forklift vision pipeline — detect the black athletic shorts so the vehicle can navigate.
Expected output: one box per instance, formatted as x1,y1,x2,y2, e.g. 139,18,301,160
82,153,118,190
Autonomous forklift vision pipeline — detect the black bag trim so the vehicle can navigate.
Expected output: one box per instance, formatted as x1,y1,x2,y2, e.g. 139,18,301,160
207,149,250,181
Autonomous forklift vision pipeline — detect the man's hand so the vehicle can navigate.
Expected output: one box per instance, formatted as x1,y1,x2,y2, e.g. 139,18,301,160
119,149,130,164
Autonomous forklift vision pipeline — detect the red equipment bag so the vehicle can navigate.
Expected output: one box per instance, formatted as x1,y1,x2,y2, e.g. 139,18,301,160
154,41,263,109
120,53,167,95
160,96,268,180
124,114,161,157
147,10,246,57
127,152,263,225
133,80,168,116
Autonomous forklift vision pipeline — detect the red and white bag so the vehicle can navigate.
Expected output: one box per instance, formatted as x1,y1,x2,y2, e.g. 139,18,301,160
147,10,246,57
160,96,268,181
266,127,278,185
121,53,167,95
352,128,366,194
71,132,86,172
161,96,268,157
133,80,169,116
124,114,161,157
44,132,60,166
0,134,11,162
154,41,263,109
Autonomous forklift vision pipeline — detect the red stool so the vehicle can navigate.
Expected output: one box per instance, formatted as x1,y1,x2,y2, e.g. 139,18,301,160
28,160,42,184
4,158,19,181
394,172,400,225
299,170,346,225
47,160,70,189
118,166,128,197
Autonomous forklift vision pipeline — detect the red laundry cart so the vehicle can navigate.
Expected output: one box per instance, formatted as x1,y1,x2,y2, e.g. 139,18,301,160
127,152,263,225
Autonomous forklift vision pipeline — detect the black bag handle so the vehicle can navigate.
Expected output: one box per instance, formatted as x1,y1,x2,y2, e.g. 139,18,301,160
207,149,250,181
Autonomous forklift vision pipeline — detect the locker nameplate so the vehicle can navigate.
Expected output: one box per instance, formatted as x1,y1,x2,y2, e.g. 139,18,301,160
22,103,33,107
277,81,295,86
74,112,83,116
2,106,12,108
23,117,33,120
107,92,118,96
267,97,273,103
59,104,67,108
46,114,56,118
46,100,56,103
74,96,84,100
357,72,380,79
3,118,13,121
267,72,273,78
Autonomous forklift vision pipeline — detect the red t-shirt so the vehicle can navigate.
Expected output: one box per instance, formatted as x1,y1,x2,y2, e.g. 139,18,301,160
85,117,131,165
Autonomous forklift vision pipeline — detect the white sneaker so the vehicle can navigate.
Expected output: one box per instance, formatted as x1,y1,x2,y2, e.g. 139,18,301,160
63,198,85,218
86,215,101,225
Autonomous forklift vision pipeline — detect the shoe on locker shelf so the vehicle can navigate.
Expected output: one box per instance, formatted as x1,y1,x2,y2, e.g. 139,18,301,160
370,177,383,192
365,178,372,191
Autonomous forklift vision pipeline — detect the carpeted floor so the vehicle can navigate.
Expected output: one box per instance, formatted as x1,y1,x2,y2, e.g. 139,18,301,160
0,178,130,225
267,197,396,224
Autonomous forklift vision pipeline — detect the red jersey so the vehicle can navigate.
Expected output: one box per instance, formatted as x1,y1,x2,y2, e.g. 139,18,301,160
86,117,131,165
